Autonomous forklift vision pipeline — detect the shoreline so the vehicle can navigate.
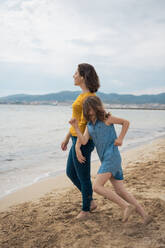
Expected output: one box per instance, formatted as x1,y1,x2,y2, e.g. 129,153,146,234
1,103,165,110
1,133,165,202
0,136,165,212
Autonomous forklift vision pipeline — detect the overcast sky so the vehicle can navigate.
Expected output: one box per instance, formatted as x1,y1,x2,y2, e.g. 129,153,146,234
0,0,165,97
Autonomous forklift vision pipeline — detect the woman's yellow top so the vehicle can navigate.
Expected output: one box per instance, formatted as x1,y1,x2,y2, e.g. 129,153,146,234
70,92,96,136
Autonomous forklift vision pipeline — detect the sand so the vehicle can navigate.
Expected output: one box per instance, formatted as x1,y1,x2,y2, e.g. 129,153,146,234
0,137,165,248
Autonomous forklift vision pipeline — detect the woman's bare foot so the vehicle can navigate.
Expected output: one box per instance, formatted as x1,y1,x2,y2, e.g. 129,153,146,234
143,215,152,225
90,200,97,212
76,211,90,220
122,205,135,222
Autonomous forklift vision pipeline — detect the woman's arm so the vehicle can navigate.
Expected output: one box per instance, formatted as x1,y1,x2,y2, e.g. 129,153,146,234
107,115,130,146
69,118,90,145
61,131,71,151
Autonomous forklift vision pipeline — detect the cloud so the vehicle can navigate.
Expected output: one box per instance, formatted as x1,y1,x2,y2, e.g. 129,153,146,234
0,0,164,96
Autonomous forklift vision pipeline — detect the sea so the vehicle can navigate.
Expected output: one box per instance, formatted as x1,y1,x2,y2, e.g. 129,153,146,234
0,104,165,199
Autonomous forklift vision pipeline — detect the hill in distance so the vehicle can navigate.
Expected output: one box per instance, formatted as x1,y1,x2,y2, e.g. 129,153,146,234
0,91,165,108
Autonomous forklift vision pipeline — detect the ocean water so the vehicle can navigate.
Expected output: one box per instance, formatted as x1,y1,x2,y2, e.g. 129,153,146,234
0,104,165,199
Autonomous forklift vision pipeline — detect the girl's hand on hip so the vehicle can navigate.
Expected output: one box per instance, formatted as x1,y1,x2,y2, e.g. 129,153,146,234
114,138,123,146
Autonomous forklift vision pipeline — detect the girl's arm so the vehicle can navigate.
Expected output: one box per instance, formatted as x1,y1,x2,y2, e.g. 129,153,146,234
75,139,86,163
69,118,90,145
107,115,130,146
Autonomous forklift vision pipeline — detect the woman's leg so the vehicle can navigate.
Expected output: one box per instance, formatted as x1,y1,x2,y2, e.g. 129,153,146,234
66,145,81,191
66,138,96,218
72,141,93,212
110,177,151,223
93,173,135,222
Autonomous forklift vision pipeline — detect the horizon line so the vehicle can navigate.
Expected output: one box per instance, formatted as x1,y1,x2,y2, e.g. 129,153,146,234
0,90,165,98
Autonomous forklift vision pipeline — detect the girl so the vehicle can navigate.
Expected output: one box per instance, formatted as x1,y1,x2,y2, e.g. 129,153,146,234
61,64,99,220
69,96,151,224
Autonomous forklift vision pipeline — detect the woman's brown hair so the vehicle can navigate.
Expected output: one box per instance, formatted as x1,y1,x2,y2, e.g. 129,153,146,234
83,96,110,122
78,63,100,93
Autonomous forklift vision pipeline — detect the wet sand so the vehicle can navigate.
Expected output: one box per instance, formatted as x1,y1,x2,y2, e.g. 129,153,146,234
0,138,165,248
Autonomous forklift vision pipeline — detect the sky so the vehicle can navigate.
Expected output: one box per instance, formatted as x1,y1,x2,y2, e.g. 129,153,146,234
0,0,165,97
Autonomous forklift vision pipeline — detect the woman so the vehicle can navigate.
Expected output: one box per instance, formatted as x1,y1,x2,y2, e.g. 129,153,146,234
61,63,100,219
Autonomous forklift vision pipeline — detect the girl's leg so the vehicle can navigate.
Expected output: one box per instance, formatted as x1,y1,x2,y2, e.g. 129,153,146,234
110,177,151,223
93,173,135,222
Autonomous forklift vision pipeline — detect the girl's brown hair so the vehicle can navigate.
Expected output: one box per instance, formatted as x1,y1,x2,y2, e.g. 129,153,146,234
83,96,110,122
78,63,100,93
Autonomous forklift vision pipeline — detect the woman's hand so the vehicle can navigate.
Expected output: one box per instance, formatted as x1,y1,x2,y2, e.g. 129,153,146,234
69,118,78,129
61,132,71,151
61,139,69,151
114,138,123,146
75,146,86,164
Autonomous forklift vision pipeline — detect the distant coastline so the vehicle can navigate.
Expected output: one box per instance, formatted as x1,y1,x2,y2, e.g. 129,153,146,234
0,91,165,110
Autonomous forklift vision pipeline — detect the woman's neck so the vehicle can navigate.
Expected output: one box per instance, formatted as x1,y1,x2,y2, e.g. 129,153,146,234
82,90,90,94
80,84,90,94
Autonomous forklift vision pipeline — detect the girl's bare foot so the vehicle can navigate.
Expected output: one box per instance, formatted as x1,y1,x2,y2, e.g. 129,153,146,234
122,205,135,222
90,200,97,212
76,211,90,220
143,215,152,225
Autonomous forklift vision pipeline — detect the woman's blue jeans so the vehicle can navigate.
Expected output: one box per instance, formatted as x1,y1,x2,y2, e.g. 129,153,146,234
66,136,95,211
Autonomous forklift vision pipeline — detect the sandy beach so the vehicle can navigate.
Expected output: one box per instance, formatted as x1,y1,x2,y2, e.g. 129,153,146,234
0,137,165,248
